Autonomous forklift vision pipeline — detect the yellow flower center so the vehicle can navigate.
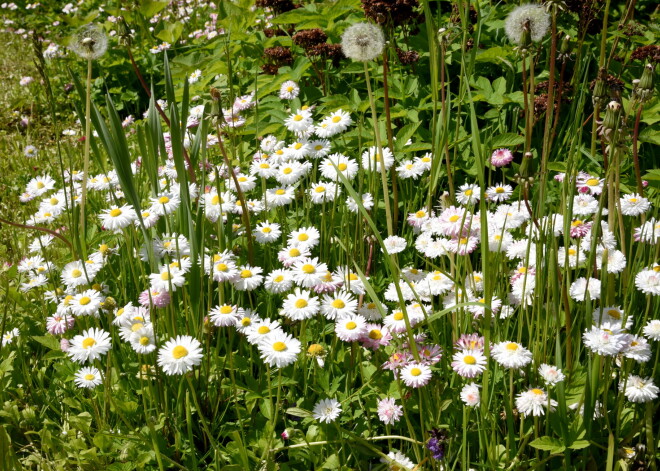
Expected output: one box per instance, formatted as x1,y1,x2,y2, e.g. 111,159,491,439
36,182,45,189
258,326,271,334
84,373,95,381
315,186,326,193
172,346,188,359
338,163,347,171
273,341,287,352
505,342,519,351
220,305,233,314
531,388,544,395
369,329,382,340
240,270,252,278
332,116,341,123
302,264,316,274
160,272,170,281
140,336,150,346
217,263,228,272
289,248,301,257
159,196,170,204
332,299,345,309
82,338,96,349
295,299,308,309
79,296,91,306
586,178,599,186
294,143,303,150
109,208,122,217
50,198,59,205
393,312,404,321
367,303,376,309
465,189,473,196
71,269,82,278
274,275,284,283
131,323,144,332
629,198,637,203
410,367,422,377
293,114,303,122
241,318,251,326
607,309,621,319
345,321,357,330
449,215,460,222
262,227,272,233
415,210,426,218
464,355,476,365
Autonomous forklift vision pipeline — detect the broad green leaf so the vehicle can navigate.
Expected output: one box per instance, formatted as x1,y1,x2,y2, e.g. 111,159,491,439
529,436,566,454
491,133,525,148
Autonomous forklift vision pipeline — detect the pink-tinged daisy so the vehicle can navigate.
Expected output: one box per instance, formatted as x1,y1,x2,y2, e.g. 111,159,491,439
360,323,391,350
377,397,403,425
516,388,557,416
460,382,481,406
491,341,532,369
490,148,514,167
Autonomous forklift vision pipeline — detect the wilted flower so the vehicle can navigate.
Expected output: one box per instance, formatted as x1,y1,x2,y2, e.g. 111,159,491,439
69,24,108,60
341,23,385,62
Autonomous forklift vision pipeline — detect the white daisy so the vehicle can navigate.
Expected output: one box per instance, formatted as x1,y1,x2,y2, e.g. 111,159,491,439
312,398,342,423
258,332,301,368
157,335,203,375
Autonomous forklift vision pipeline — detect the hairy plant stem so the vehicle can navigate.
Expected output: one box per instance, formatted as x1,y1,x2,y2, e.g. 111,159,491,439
215,123,255,265
79,59,92,258
363,61,394,237
382,49,398,232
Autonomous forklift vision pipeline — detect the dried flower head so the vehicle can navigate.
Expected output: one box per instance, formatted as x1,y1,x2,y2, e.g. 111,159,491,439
293,29,328,50
341,23,385,62
361,0,421,27
70,24,108,60
504,4,550,46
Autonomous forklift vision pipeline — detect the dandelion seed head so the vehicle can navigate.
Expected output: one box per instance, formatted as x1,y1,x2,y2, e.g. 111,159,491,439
504,4,550,46
70,24,108,60
341,23,385,62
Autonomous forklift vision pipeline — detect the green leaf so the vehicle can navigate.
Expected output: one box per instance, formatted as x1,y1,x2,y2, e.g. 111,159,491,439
260,399,273,420
156,22,183,44
529,436,566,454
638,125,660,146
31,336,61,351
394,123,420,152
569,440,590,450
139,0,169,17
285,407,312,418
491,133,525,148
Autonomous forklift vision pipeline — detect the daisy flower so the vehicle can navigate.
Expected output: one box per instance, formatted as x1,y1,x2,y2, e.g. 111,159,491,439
360,323,391,350
382,236,407,254
583,324,628,356
46,314,75,335
282,288,320,321
490,148,514,167
288,226,321,248
361,146,394,172
576,174,604,195
129,325,157,354
451,349,487,378
254,221,281,244
635,266,660,295
150,192,181,216
592,306,631,329
569,277,601,301
485,183,513,202
456,183,480,205
158,335,204,375
68,328,112,364
292,257,328,288
284,109,313,134
258,332,301,367
279,80,299,100
318,109,353,136
400,363,432,388
209,304,242,327
620,376,659,403
538,364,565,385
70,289,103,317
312,398,342,423
491,341,532,369
308,181,340,204
232,265,263,291
460,382,481,406
516,388,557,416
99,204,137,231
245,318,283,345
74,367,103,389
321,291,357,320
382,451,415,470
643,319,660,341
346,193,374,213
149,266,186,292
320,154,358,181
264,269,294,293
335,314,368,342
377,397,403,425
